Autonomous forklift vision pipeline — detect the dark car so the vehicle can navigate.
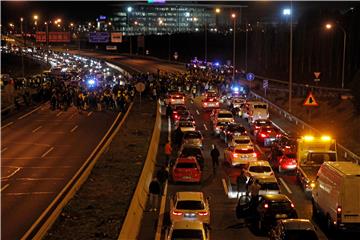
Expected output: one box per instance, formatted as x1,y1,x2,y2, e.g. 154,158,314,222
220,123,247,143
255,126,282,147
236,194,298,232
178,145,205,170
172,105,188,121
269,219,319,240
250,119,273,135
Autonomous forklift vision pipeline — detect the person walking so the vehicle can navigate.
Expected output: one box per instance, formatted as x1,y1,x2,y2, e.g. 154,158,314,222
148,177,161,211
164,140,172,166
236,168,248,198
248,178,261,211
210,144,220,175
156,165,169,195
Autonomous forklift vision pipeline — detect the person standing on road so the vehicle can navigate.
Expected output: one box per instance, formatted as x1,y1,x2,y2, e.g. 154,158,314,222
148,177,161,211
210,144,220,175
248,179,261,211
236,169,248,198
156,166,169,195
166,104,173,119
164,140,172,166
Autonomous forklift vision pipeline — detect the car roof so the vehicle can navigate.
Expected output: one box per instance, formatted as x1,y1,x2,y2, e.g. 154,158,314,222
234,145,254,150
253,175,278,183
176,192,204,201
233,135,250,140
218,109,232,114
280,219,316,231
262,194,290,201
248,160,271,167
172,220,204,230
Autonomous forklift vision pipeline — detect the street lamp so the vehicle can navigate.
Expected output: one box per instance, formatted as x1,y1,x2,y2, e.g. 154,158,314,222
325,22,347,89
127,6,133,13
283,7,293,113
231,13,236,81
215,8,221,14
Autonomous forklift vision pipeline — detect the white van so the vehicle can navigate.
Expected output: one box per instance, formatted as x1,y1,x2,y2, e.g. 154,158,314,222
242,101,269,123
312,161,360,231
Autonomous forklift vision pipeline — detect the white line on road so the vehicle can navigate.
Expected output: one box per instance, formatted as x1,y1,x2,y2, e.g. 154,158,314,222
196,110,200,115
1,122,14,129
87,111,93,117
18,106,42,120
203,123,208,131
41,147,54,158
279,177,292,194
70,125,78,133
1,184,10,192
222,178,229,196
56,111,63,117
1,147,8,153
32,126,42,133
1,167,20,180
255,144,264,155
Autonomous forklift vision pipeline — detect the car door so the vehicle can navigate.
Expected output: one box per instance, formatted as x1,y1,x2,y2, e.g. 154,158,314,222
236,195,251,219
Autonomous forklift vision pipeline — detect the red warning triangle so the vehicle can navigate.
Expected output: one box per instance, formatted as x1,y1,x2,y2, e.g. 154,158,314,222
303,92,319,106
314,72,321,79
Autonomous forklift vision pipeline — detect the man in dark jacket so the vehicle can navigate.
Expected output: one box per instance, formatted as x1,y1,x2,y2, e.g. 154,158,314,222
210,144,220,175
236,168,248,198
149,177,161,211
156,166,169,194
166,104,173,119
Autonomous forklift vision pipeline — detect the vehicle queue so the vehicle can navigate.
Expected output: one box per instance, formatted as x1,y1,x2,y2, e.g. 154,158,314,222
160,61,360,239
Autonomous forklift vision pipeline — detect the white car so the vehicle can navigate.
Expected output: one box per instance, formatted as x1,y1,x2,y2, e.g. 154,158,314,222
254,175,281,195
166,93,185,105
170,192,210,224
227,135,253,148
244,160,275,179
224,145,257,167
167,220,210,240
177,121,196,132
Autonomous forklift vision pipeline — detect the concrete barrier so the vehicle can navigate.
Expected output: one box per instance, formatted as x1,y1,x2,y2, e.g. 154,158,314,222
118,100,162,240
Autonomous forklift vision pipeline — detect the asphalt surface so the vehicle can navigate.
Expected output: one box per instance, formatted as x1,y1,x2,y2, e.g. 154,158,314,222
1,104,117,240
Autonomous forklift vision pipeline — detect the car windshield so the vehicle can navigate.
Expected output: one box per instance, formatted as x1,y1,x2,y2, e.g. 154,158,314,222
254,104,267,109
249,166,272,173
305,153,337,165
284,230,318,240
229,126,245,132
171,229,203,240
176,200,205,210
218,113,233,118
260,182,279,190
217,122,228,127
184,132,201,139
235,149,254,154
234,139,250,144
176,163,198,169
181,148,201,156
285,153,296,158
180,122,194,127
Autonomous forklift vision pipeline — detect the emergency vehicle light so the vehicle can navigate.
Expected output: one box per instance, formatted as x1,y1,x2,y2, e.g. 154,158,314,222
321,135,331,141
303,135,314,141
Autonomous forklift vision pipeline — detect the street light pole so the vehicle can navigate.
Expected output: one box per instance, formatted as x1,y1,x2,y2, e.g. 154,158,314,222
283,6,293,113
232,13,236,81
204,19,207,62
339,26,346,89
20,18,25,79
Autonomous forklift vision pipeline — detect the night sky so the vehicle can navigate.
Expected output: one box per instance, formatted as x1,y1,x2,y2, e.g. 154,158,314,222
1,1,358,24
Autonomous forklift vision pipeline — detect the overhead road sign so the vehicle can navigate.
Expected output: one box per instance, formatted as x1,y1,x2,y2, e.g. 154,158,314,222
303,92,319,107
314,71,321,82
89,32,110,43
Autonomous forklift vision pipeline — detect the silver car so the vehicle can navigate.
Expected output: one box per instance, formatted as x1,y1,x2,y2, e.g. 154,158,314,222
182,131,203,148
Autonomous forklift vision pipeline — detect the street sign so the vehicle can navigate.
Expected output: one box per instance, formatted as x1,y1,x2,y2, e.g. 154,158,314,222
89,32,110,43
135,82,145,93
303,92,319,107
111,32,122,43
173,52,178,60
246,72,255,81
263,79,269,89
314,72,321,79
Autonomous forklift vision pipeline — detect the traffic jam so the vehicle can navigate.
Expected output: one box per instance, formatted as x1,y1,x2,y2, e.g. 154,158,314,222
161,78,360,239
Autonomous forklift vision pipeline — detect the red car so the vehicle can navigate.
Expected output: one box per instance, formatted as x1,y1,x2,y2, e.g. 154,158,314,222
202,97,220,110
255,126,282,147
171,157,202,183
272,147,297,172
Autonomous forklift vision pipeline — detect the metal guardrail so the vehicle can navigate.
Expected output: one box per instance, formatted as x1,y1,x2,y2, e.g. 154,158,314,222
249,91,360,164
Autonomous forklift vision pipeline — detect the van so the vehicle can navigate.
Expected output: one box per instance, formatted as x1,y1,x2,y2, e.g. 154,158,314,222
312,161,360,231
242,101,269,123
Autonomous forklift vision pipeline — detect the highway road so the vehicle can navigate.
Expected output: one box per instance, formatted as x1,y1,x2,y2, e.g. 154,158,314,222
1,104,117,240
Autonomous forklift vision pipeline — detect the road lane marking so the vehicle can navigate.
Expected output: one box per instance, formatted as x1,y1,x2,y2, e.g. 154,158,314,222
1,122,14,129
1,167,20,180
196,110,200,115
155,180,168,240
18,106,42,120
1,184,10,192
70,125,78,133
222,178,229,196
56,111,63,117
203,123,208,131
87,111,93,117
32,126,42,133
255,144,264,155
1,147,8,153
41,147,54,158
279,177,292,194
69,112,77,119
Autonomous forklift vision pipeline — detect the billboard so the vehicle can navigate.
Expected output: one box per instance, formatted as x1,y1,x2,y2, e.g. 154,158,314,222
89,32,110,43
36,32,70,43
111,32,122,43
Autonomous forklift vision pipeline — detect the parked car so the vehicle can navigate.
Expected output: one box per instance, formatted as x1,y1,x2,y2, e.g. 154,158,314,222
182,131,203,148
224,145,257,167
171,157,202,183
269,219,319,240
166,220,210,240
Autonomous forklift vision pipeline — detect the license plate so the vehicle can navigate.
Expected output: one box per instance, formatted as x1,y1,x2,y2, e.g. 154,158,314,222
208,103,215,107
182,176,191,179
185,213,196,218
275,214,287,219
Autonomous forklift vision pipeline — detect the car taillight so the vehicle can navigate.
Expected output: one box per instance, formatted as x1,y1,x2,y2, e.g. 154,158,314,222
204,102,208,106
192,121,195,124
253,153,257,158
215,102,219,105
198,211,208,216
233,153,239,158
337,206,342,213
171,99,175,102
276,134,282,138
264,203,269,209
175,115,179,119
260,133,267,138
255,126,260,129
291,203,295,208
172,210,183,216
